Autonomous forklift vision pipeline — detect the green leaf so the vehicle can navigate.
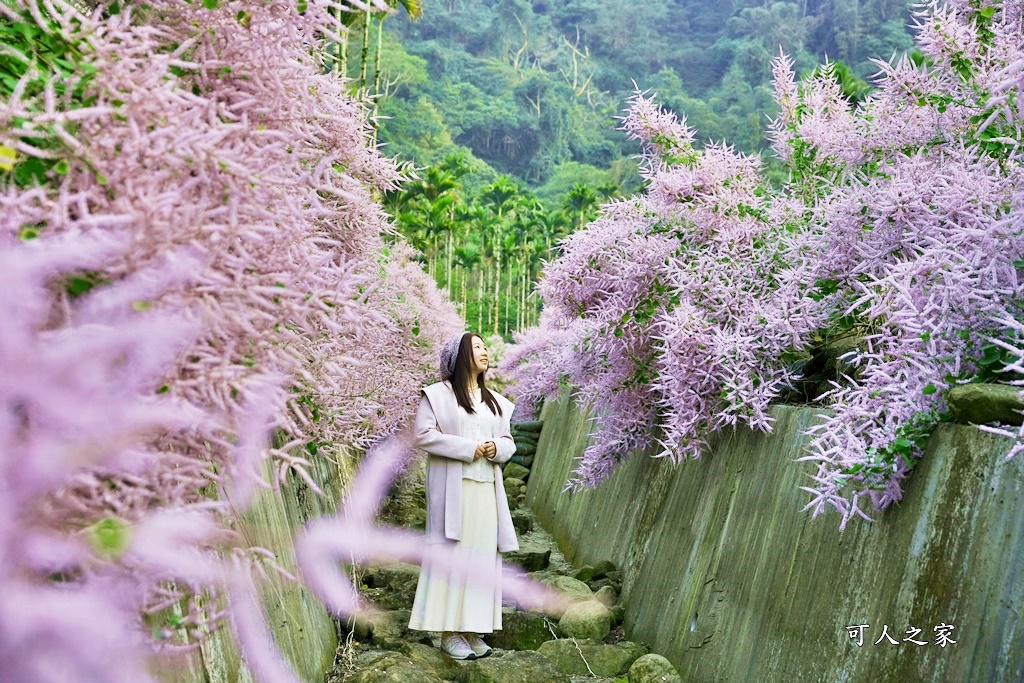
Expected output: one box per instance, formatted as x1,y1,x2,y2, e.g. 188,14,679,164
922,383,937,395
132,300,153,311
203,0,218,8
0,145,16,171
14,157,52,187
66,275,100,297
978,346,1004,367
89,517,132,558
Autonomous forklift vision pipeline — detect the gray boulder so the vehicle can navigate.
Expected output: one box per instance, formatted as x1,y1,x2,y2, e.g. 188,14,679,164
510,509,534,534
535,574,594,618
591,560,617,579
371,563,420,610
396,642,461,680
594,585,617,608
505,545,551,572
948,383,1024,425
628,653,682,683
571,565,595,582
503,462,530,481
512,420,544,432
460,649,569,683
486,607,557,650
345,651,444,683
538,638,648,676
558,600,612,641
504,477,526,500
369,609,428,650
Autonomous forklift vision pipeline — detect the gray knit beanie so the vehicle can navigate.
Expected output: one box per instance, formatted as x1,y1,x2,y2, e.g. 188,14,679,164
439,331,470,381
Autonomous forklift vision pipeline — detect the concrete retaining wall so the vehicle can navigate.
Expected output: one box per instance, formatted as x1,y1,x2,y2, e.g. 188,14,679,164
527,385,1024,682
159,448,358,683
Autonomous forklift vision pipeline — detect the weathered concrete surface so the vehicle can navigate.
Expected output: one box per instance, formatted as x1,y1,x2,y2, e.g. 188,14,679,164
528,385,1024,683
160,447,360,683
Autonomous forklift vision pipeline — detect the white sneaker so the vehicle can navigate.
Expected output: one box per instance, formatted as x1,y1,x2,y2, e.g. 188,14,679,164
463,633,493,658
441,632,476,660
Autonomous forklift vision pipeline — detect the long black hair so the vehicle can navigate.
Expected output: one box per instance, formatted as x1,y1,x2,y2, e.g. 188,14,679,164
449,332,502,416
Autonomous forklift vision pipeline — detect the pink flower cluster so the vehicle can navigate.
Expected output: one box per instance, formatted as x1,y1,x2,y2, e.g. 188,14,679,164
507,91,829,490
789,0,1024,528
507,0,1024,527
1,0,461,680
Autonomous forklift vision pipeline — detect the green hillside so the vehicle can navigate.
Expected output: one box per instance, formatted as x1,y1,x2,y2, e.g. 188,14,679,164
372,0,915,187
336,1,918,339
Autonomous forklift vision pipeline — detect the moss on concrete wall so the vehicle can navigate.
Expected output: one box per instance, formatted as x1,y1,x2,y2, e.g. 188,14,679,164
163,449,359,683
528,385,1024,682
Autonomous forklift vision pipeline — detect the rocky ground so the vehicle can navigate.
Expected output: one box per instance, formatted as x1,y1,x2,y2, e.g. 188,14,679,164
324,422,682,683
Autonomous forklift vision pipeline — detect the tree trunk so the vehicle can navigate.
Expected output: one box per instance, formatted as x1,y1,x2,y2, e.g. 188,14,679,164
476,266,483,333
504,260,513,335
519,265,526,330
329,7,343,74
340,36,348,79
370,14,385,141
359,9,371,91
372,14,384,95
517,258,524,332
429,233,436,281
446,231,453,292
493,252,501,334
460,265,466,315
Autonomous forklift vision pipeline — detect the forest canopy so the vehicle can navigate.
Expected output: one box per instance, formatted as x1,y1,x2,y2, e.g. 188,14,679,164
373,0,917,187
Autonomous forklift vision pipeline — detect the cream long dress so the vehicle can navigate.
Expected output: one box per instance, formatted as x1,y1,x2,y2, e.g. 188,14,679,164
408,388,504,633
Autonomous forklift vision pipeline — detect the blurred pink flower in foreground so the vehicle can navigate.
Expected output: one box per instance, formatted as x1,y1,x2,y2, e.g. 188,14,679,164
0,0,473,680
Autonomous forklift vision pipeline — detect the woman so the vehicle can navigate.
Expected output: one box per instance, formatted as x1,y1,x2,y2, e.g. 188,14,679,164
407,331,519,660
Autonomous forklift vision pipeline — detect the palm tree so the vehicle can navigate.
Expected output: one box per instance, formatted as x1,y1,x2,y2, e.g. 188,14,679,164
439,151,471,180
332,0,421,96
480,176,520,219
563,182,598,231
480,177,523,333
372,0,423,96
423,194,458,286
452,243,480,319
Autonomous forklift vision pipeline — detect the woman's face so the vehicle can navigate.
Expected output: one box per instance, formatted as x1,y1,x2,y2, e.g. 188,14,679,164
470,336,489,376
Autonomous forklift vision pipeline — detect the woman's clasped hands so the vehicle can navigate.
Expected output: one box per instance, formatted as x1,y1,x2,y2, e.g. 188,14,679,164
473,441,496,461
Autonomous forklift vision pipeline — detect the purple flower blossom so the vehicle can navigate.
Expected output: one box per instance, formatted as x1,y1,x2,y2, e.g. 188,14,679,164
1,0,465,679
505,0,1024,530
